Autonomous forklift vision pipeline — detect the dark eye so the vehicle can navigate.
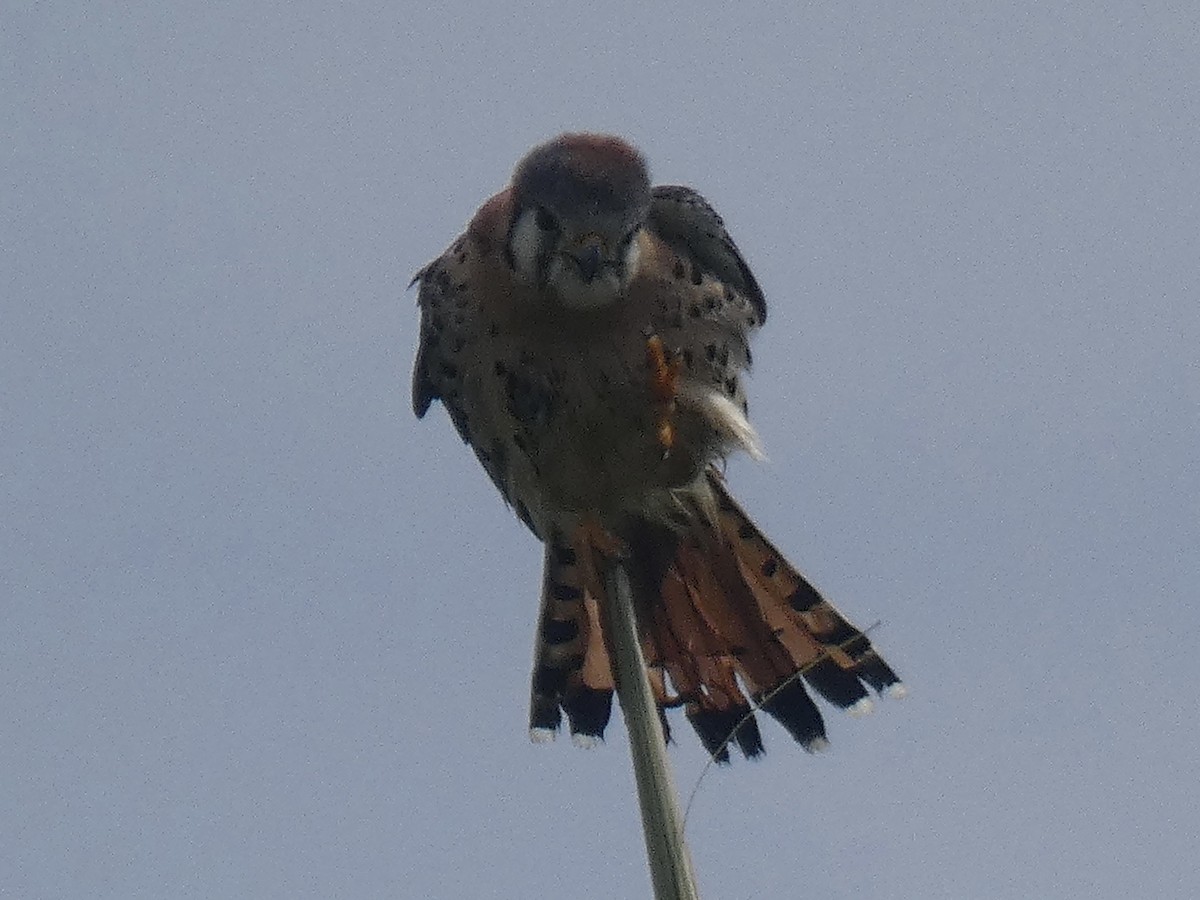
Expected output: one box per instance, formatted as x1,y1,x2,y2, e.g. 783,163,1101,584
535,207,558,232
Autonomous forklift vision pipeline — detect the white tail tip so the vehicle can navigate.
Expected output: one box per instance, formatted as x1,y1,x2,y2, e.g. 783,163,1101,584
570,732,602,750
884,682,908,700
529,728,557,744
803,736,831,753
847,697,875,718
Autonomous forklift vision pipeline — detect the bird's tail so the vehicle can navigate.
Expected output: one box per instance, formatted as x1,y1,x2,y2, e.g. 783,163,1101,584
528,469,904,760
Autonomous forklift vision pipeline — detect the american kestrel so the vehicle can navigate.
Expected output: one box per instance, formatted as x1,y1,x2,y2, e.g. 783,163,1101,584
412,133,904,760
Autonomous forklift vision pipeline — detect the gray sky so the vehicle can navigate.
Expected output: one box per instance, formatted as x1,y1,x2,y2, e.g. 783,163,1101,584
3,3,1197,898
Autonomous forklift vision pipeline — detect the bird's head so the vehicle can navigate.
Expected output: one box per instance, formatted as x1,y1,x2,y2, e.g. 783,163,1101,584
506,133,652,310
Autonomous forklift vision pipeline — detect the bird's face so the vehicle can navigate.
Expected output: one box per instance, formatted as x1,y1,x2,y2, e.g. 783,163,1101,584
508,202,644,309
506,134,652,310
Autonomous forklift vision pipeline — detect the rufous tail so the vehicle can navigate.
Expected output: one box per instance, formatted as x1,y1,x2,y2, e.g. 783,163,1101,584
528,469,904,760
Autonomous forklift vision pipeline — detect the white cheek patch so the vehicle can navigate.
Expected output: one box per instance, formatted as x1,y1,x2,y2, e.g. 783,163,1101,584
621,236,642,284
508,209,544,283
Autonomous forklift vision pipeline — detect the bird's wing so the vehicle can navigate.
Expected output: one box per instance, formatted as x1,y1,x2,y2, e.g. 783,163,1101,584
410,262,442,420
647,185,767,324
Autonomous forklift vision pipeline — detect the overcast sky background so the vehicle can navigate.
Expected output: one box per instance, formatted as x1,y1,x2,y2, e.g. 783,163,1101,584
3,4,1198,898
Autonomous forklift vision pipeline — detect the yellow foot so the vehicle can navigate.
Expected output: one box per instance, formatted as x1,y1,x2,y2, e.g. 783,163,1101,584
645,334,682,456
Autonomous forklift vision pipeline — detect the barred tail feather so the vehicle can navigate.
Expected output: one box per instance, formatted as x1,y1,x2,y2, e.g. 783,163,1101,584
527,471,904,759
704,469,905,703
528,539,614,745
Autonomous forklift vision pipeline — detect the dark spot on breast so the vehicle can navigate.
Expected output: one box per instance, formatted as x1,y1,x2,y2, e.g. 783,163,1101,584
724,377,738,397
705,295,718,311
761,558,779,577
690,265,704,285
681,348,694,369
705,343,717,362
506,370,556,428
673,261,686,280
553,545,577,567
688,305,701,318
718,345,730,367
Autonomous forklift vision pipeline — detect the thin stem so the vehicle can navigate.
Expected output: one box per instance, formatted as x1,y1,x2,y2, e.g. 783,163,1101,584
602,559,701,900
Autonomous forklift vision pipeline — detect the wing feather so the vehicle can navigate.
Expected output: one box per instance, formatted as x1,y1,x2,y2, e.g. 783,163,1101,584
647,185,767,323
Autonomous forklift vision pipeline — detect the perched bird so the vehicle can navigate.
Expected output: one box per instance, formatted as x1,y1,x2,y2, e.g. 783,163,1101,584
412,133,904,761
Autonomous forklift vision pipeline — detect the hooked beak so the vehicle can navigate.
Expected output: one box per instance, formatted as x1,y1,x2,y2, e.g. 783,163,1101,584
568,234,605,283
